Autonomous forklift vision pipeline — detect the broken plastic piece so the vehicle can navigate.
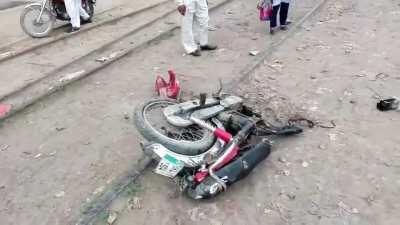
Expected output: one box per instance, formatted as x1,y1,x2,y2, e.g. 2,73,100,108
155,70,180,99
0,104,11,117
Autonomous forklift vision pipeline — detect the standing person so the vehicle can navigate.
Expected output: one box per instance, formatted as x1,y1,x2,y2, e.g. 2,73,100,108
176,0,218,57
64,0,90,33
270,0,291,35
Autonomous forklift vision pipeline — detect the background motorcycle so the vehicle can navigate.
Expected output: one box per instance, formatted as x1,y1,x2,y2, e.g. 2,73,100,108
20,0,95,38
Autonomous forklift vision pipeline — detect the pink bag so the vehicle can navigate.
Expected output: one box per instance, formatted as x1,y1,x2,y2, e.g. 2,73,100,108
259,4,272,21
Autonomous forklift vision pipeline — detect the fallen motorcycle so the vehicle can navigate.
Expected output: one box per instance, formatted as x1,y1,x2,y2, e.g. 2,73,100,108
134,93,302,199
20,0,95,38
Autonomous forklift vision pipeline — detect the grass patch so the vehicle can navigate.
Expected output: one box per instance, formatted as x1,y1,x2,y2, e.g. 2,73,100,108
121,182,142,197
93,210,109,225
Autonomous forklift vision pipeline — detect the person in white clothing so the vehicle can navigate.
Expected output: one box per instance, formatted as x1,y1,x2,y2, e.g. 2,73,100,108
176,0,217,56
270,0,291,35
64,0,90,33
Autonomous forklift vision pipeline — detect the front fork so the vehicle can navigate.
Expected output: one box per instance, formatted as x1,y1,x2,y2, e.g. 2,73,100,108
36,0,48,23
188,114,256,196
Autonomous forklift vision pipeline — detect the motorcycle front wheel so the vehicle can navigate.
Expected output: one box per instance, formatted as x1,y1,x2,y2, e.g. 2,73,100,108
134,99,217,156
20,4,55,38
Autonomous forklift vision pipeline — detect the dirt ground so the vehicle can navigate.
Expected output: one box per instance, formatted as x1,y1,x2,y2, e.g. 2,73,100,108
96,0,400,225
0,0,399,224
0,0,159,46
0,0,172,99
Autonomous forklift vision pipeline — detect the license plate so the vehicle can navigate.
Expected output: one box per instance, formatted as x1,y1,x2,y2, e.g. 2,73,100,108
154,154,184,178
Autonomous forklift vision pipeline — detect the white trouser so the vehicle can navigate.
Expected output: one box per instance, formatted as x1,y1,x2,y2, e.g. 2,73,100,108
181,0,209,53
64,0,89,28
272,0,291,6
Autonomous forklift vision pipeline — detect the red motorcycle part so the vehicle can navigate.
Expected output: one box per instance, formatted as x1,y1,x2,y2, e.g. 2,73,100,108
194,143,239,183
192,116,255,184
214,128,232,143
190,117,233,143
211,144,239,171
194,171,208,183
188,141,272,199
155,70,180,99
0,104,11,117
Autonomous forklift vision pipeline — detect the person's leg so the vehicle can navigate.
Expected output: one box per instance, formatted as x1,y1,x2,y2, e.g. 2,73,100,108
64,0,79,28
280,2,289,29
195,0,209,48
73,0,81,28
79,0,90,21
181,2,198,54
270,4,280,34
193,15,200,45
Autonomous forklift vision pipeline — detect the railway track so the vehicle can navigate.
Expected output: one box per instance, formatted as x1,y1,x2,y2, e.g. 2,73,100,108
0,0,174,100
0,0,170,63
0,0,232,121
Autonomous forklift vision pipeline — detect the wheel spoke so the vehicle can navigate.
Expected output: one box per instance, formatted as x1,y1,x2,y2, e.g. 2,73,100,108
143,101,211,142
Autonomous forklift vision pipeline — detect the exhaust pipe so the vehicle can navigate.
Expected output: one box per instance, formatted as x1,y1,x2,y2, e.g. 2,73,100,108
186,140,271,199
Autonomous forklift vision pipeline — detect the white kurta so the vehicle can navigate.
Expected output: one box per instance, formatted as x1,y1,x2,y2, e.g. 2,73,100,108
176,0,209,53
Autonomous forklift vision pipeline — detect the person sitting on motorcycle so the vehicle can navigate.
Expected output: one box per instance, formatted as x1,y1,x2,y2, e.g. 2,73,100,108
64,0,91,33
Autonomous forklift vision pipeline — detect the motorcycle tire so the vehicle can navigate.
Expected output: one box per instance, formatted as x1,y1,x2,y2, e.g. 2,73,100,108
82,0,94,21
20,4,55,38
134,99,217,156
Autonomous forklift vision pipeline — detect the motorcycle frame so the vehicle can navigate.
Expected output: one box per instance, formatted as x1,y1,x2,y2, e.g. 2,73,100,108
163,95,243,127
34,0,48,23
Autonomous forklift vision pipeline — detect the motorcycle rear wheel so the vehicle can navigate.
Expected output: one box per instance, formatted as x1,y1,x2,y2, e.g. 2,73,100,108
82,0,94,21
20,4,55,38
134,99,217,156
